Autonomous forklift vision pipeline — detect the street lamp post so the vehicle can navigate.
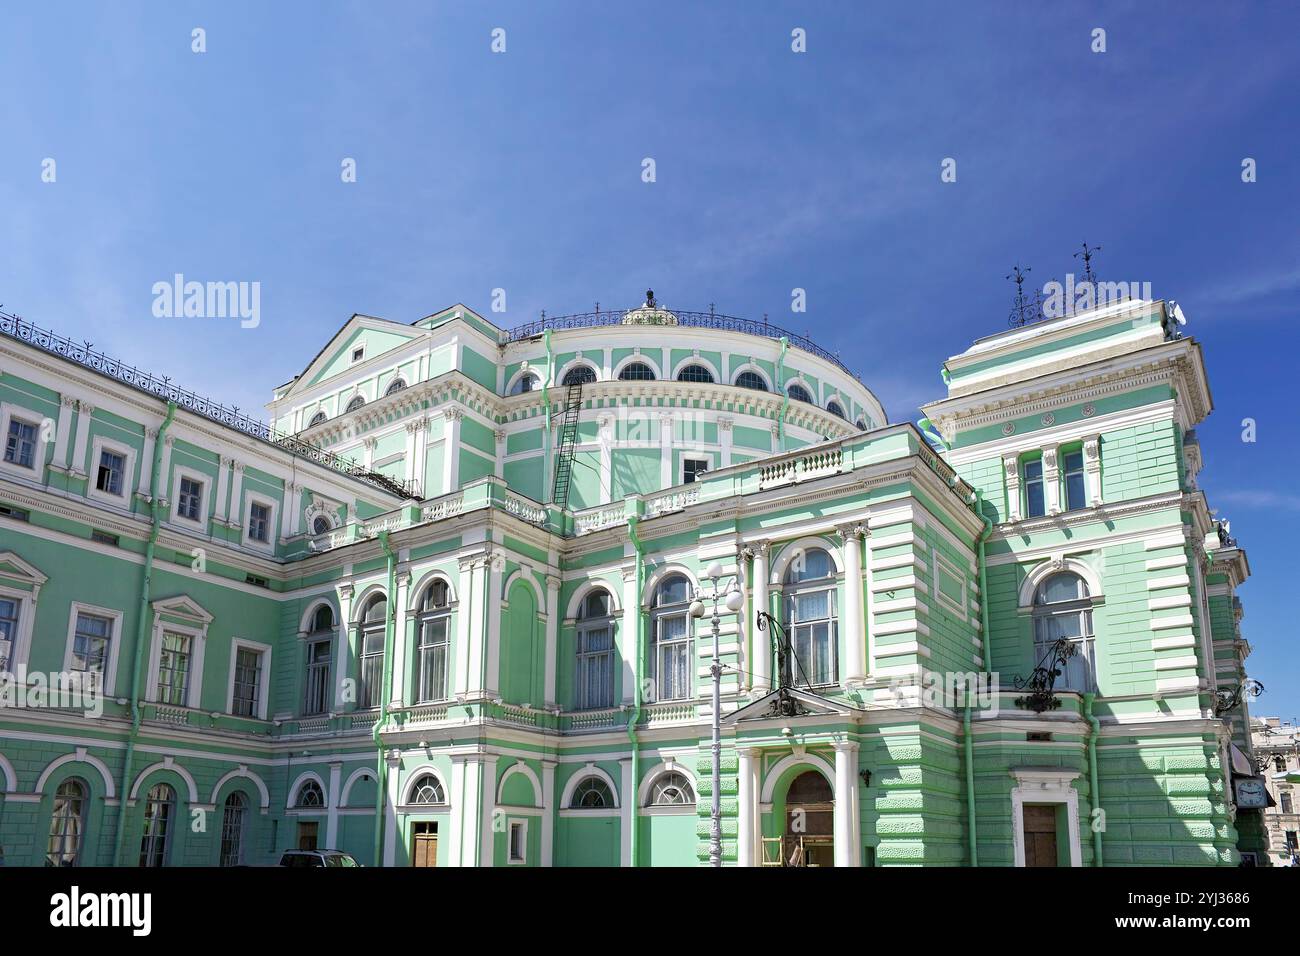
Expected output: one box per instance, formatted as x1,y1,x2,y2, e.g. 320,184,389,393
690,561,745,868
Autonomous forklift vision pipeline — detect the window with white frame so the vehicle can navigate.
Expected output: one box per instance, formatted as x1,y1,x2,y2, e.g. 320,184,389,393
618,361,656,382
247,500,272,543
385,378,407,396
156,631,193,705
676,363,714,384
507,819,527,864
562,365,597,386
651,575,692,701
95,448,127,497
0,594,19,672
4,416,38,469
345,394,366,413
509,371,541,395
230,642,268,718
294,779,325,809
415,580,451,703
682,457,709,484
177,475,204,523
1062,448,1086,512
139,782,176,868
786,383,813,404
303,604,334,716
734,369,768,391
1031,572,1096,692
219,791,248,867
1023,456,1046,518
569,776,614,809
351,346,365,363
46,777,88,867
575,590,615,710
308,410,327,427
826,400,846,420
648,771,696,807
783,547,838,686
68,608,115,686
357,594,387,709
409,773,446,805
312,514,332,535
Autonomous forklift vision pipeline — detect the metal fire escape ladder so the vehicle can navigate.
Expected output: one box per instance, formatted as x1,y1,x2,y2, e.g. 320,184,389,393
551,382,582,508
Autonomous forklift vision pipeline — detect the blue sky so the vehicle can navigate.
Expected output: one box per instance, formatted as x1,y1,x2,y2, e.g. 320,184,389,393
1,2,1297,717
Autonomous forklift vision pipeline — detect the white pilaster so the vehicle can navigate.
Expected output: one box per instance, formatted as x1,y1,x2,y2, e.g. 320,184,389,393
862,527,874,675
718,416,734,468
619,757,634,867
737,747,759,866
333,584,354,710
479,754,499,868
53,396,75,472
659,411,674,488
214,456,232,523
443,408,463,493
543,575,560,707
833,741,861,868
841,524,866,683
391,569,411,707
1003,454,1021,522
228,461,245,528
620,566,639,704
1044,447,1061,515
382,753,401,866
484,554,503,698
325,761,343,849
1083,435,1102,507
598,414,613,504
540,759,557,867
751,542,771,691
70,401,94,477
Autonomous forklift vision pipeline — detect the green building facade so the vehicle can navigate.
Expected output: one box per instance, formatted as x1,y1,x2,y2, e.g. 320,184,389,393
0,294,1264,867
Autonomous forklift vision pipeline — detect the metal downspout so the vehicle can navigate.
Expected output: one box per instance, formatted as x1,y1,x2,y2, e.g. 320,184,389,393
964,489,994,868
625,513,645,867
775,336,789,453
1084,692,1104,866
371,531,397,866
111,400,176,865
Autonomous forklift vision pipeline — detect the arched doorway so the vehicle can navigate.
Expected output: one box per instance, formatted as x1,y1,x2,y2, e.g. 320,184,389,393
781,771,834,866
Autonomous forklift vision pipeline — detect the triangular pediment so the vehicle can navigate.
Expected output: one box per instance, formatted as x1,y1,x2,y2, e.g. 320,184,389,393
279,314,425,400
722,687,856,726
0,551,48,590
151,594,213,625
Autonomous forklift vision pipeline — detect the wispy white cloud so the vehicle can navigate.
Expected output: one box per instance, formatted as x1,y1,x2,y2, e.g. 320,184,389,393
1214,490,1300,513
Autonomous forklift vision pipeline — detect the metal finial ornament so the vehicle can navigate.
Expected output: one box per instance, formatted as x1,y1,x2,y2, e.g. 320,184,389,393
645,289,656,308
1007,264,1035,328
1074,242,1101,285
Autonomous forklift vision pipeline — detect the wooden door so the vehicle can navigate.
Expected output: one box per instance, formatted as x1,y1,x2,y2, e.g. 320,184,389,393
411,823,438,867
296,821,319,851
1023,804,1058,867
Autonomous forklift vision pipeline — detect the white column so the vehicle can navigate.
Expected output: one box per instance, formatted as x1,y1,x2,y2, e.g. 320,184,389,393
619,757,634,867
1044,447,1061,515
390,569,411,707
737,747,759,867
333,584,354,710
325,761,343,849
214,456,232,523
841,525,866,684
1083,436,1102,506
53,396,75,471
540,759,557,867
449,754,483,867
543,575,560,707
620,566,639,704
479,755,499,867
736,547,749,691
751,542,770,691
228,461,245,528
382,753,401,866
1003,454,1021,522
443,408,463,493
863,527,875,675
70,401,94,476
833,741,861,868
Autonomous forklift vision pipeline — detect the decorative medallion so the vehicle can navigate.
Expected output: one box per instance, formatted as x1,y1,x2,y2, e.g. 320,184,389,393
1041,413,1055,427
1081,403,1096,417
1002,423,1016,436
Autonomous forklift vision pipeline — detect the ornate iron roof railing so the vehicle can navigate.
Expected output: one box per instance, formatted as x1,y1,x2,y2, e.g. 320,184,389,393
507,306,862,382
0,309,415,500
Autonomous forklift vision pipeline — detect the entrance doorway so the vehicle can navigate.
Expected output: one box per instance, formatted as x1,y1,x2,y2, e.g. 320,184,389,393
1023,805,1059,867
780,771,834,866
411,822,438,867
296,820,319,851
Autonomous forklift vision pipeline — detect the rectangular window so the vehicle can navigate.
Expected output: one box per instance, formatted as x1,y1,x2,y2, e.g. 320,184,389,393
4,419,37,468
654,611,691,701
248,502,270,542
1063,449,1086,511
70,611,113,679
417,617,449,703
1287,831,1298,851
178,477,204,521
682,457,708,484
576,621,614,710
1282,792,1294,815
351,347,365,362
788,587,838,686
232,647,262,717
0,596,19,672
96,450,126,496
304,639,332,715
156,631,192,705
1023,458,1045,518
508,820,526,864
358,627,384,709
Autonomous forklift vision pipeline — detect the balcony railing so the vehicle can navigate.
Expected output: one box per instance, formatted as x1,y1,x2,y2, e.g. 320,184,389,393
0,309,415,500
507,305,862,382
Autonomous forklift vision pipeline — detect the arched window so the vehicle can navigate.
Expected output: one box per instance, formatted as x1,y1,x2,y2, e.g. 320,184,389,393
676,364,715,384
312,514,333,536
139,782,176,867
345,395,366,414
304,605,334,716
46,778,87,867
576,590,615,710
295,779,325,809
416,580,451,703
308,410,327,427
651,575,692,701
618,361,656,381
783,547,838,686
570,776,614,809
1031,572,1095,692
855,418,868,432
734,370,768,392
648,771,696,806
409,773,446,805
826,400,846,420
786,383,813,404
219,791,248,867
510,372,541,395
562,365,597,386
385,378,407,396
357,595,387,709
